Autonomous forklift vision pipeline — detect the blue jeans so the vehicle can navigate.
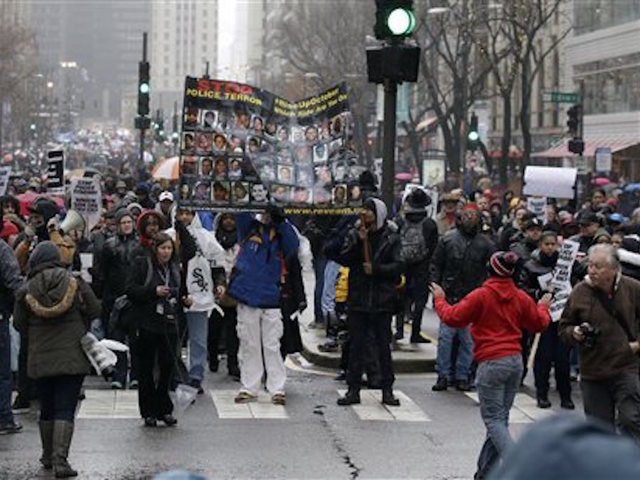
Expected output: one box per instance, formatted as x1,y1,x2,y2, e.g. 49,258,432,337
435,323,473,381
0,317,15,426
187,311,209,383
475,354,523,478
313,254,328,323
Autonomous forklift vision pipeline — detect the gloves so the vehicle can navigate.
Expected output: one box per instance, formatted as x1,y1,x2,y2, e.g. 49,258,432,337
266,204,285,224
47,215,60,233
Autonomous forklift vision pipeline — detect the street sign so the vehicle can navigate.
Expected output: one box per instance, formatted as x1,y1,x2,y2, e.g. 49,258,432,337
542,91,580,103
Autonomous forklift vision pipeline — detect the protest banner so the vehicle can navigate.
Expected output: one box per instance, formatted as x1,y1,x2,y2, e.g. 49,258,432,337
527,196,547,223
70,177,102,233
0,166,11,196
47,150,65,194
178,77,358,214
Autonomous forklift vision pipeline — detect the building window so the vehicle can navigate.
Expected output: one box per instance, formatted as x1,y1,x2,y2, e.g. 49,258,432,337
574,0,640,35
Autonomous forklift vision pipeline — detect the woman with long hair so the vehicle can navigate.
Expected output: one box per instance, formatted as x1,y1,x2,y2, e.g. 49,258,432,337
13,241,101,478
126,232,190,427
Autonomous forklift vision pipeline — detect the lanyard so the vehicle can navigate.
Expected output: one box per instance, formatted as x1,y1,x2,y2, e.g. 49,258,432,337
158,264,170,287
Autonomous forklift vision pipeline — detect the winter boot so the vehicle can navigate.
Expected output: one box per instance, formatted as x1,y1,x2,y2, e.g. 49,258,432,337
537,393,551,409
431,376,448,391
337,388,360,406
382,389,400,406
52,420,77,478
38,421,54,470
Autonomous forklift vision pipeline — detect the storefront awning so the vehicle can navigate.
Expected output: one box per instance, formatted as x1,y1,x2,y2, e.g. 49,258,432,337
531,134,639,159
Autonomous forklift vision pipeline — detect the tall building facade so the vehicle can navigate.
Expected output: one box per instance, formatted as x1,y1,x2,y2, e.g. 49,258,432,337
150,0,218,121
565,1,640,137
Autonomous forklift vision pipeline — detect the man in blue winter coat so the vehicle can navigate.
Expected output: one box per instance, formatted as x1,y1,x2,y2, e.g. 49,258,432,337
227,205,299,405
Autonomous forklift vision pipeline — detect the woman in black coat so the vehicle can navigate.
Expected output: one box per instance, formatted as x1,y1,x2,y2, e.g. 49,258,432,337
126,232,190,427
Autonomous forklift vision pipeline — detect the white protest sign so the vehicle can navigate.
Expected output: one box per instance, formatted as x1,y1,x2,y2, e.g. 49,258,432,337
0,166,11,196
79,253,93,284
527,196,547,223
70,177,102,233
47,150,65,194
545,240,580,321
523,166,577,199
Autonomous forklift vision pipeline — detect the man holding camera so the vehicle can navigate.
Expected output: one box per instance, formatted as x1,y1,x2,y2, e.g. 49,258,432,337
559,244,640,441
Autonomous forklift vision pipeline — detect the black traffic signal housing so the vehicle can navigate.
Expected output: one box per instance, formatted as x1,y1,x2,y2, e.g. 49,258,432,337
138,61,150,116
568,138,584,155
374,0,416,40
566,104,580,136
467,112,479,152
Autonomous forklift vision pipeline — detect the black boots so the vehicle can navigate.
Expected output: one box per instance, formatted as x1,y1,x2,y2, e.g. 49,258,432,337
432,376,448,391
537,393,552,409
39,420,54,470
52,420,77,478
382,389,400,406
337,388,361,406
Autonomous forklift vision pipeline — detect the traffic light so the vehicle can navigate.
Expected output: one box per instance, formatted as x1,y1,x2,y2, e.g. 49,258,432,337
568,138,584,155
138,61,150,116
467,112,479,151
566,104,584,154
566,104,580,136
374,0,416,40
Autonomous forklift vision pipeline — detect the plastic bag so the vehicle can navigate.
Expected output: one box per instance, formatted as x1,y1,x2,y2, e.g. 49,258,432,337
171,383,198,416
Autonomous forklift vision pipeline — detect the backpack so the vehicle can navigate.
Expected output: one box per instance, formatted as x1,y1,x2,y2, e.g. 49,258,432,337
400,218,429,264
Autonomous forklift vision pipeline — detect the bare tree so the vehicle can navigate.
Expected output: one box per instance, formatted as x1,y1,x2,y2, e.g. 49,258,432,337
265,1,377,166
0,18,38,148
412,0,496,178
509,0,571,166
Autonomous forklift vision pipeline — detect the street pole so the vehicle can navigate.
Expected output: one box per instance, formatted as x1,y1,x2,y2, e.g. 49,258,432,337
382,77,397,210
139,32,147,172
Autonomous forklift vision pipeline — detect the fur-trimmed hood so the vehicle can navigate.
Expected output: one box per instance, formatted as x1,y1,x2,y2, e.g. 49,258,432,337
24,266,77,319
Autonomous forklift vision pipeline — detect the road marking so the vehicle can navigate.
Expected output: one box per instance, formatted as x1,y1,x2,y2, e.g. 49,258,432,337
211,390,288,419
464,392,554,423
338,389,430,422
77,390,139,419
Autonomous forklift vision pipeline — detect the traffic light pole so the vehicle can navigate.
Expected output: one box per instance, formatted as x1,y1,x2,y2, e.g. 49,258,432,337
139,32,147,172
382,78,397,210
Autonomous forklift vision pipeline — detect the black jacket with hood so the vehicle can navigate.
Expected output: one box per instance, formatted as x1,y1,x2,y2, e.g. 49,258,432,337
325,198,404,313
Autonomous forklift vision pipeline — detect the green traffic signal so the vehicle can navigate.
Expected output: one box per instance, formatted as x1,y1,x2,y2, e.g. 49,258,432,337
375,1,416,40
29,123,37,131
467,131,479,142
387,7,416,36
139,82,150,95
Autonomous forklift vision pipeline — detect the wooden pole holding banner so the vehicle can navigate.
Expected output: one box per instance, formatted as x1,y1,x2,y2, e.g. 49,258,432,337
527,333,541,370
360,211,371,268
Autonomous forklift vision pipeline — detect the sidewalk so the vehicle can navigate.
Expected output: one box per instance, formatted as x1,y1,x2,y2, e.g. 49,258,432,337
298,272,438,373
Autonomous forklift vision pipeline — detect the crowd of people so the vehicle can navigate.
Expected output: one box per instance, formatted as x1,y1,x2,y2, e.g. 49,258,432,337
2,165,640,479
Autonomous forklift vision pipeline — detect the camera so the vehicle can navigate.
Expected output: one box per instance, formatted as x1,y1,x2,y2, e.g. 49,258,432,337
580,322,601,349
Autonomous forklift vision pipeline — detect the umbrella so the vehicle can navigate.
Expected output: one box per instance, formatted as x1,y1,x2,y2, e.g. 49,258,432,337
591,177,610,186
17,192,64,217
152,156,179,180
623,183,640,193
395,172,412,181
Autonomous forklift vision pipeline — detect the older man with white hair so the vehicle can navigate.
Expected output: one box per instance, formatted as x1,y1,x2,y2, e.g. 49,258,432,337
559,243,640,442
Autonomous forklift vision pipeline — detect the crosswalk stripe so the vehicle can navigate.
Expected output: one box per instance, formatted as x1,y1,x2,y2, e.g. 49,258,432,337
338,389,430,422
464,392,554,423
210,390,288,419
77,390,139,419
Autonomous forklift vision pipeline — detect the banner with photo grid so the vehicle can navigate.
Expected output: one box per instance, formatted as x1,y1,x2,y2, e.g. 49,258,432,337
178,77,362,214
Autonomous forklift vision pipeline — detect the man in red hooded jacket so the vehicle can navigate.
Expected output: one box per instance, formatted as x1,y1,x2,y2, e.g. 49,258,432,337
432,251,551,480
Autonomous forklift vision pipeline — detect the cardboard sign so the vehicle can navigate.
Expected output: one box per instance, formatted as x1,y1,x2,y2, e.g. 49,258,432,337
70,177,102,233
543,240,580,321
